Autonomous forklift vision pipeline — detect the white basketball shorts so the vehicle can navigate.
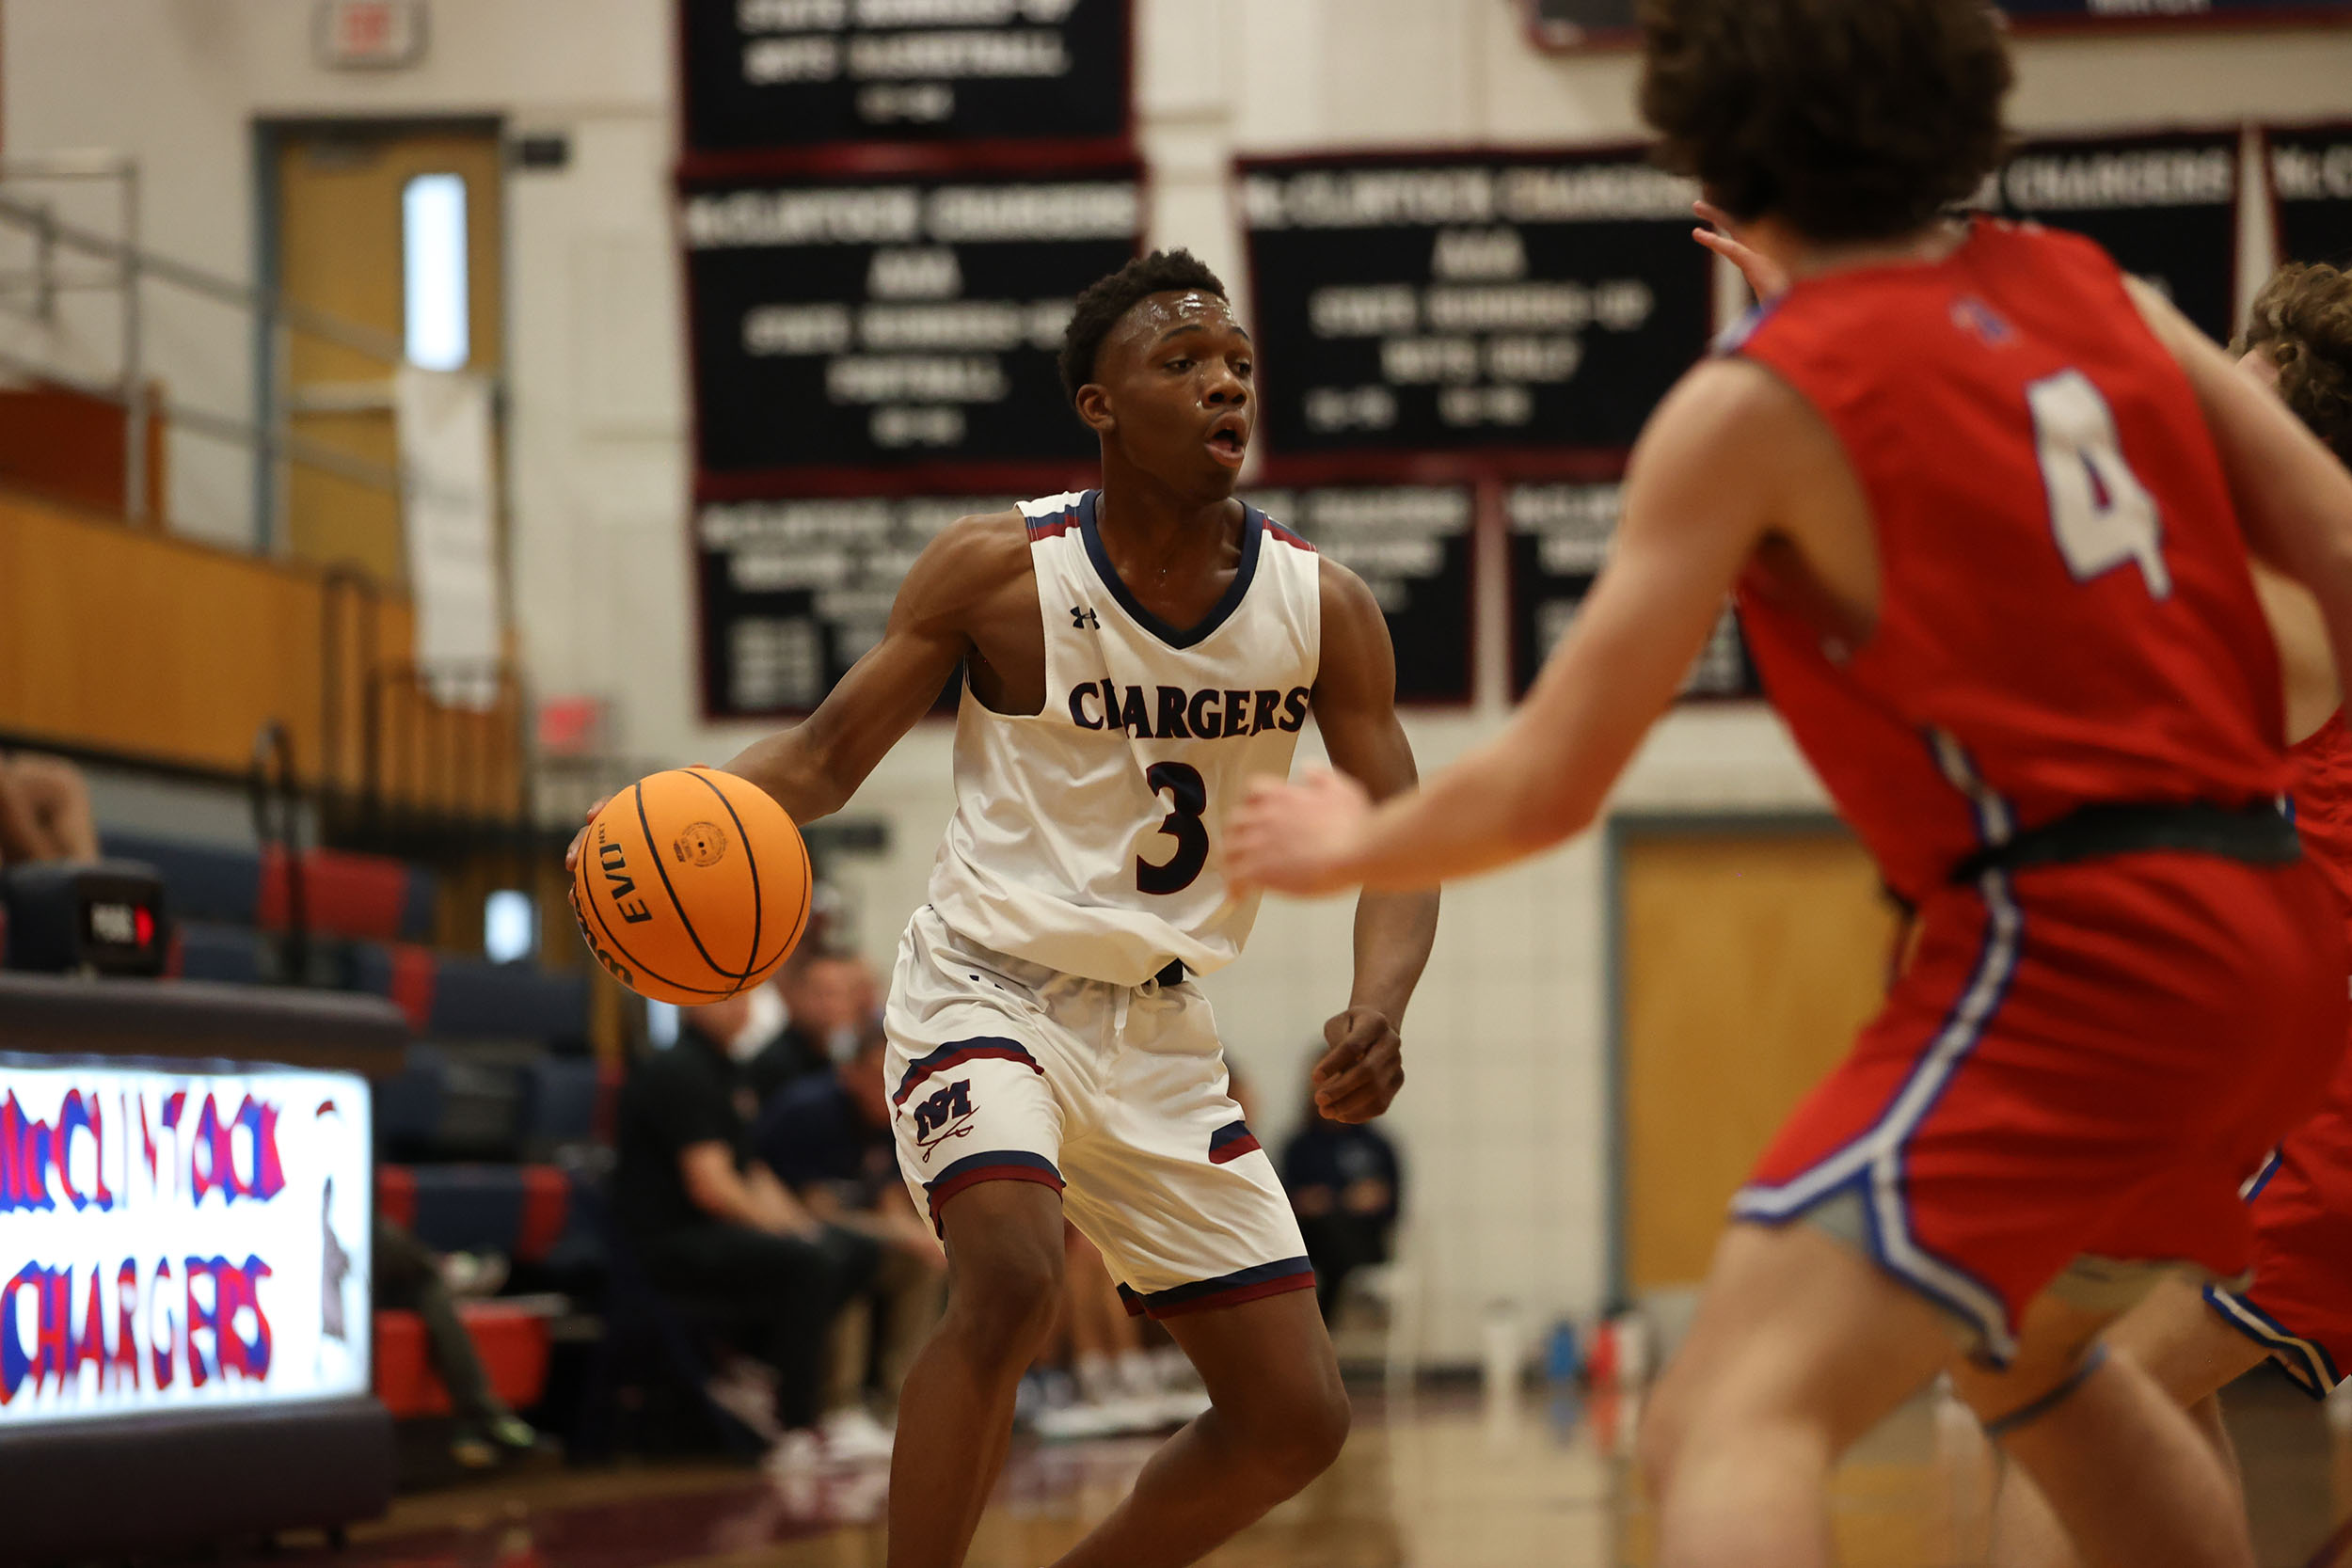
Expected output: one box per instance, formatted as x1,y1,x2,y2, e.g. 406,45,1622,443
882,903,1313,1318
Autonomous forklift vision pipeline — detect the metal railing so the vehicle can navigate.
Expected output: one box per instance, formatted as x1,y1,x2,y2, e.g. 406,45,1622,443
0,153,545,843
0,150,414,537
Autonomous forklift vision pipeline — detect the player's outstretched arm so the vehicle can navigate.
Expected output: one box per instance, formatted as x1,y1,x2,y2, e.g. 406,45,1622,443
1229,361,1786,895
723,513,1025,823
1300,562,1441,1123
2131,279,2352,721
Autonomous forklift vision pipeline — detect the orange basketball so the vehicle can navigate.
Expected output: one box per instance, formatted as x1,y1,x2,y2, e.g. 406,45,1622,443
570,766,811,1005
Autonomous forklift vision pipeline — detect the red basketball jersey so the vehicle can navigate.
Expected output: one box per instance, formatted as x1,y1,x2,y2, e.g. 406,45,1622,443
1732,221,2289,903
2294,711,2352,922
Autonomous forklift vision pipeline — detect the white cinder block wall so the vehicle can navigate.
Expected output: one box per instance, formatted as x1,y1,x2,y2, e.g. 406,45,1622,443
9,0,2352,1360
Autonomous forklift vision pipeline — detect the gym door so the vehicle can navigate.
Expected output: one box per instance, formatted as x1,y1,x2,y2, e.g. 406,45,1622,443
271,121,503,583
1616,823,1901,1295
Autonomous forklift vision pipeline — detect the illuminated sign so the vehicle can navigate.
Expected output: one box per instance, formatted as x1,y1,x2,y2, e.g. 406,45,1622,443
0,1057,373,1426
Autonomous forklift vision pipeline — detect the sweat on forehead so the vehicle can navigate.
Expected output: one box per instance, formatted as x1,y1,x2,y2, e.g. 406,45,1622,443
1119,290,1240,341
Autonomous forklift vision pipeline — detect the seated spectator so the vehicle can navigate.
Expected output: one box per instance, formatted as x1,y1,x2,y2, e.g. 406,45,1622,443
0,751,98,868
1279,1052,1403,1321
612,987,882,1470
748,949,877,1105
373,1214,539,1468
755,1027,945,1452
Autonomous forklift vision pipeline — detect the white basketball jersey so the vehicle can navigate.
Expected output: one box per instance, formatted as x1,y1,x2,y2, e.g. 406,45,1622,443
926,489,1324,988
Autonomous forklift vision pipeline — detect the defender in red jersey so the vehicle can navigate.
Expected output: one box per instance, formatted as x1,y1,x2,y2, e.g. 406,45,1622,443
1230,5,2352,1566
1976,264,2352,1568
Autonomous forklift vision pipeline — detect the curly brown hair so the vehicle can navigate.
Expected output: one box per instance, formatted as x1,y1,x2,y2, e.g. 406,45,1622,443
1638,0,2012,244
2236,262,2352,467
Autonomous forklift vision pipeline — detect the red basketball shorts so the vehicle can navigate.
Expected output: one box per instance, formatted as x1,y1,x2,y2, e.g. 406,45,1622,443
1737,852,2347,1365
2203,1038,2352,1397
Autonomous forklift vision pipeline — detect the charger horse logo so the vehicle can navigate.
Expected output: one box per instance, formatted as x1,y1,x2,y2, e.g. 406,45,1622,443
912,1079,977,1161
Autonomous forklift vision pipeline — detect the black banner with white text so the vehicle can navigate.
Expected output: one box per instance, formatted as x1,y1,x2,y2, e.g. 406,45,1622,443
679,0,1133,163
681,162,1141,489
1985,129,2243,343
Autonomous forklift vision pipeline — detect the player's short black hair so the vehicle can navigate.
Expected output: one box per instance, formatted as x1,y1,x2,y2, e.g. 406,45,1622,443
1058,249,1230,406
1638,0,2012,243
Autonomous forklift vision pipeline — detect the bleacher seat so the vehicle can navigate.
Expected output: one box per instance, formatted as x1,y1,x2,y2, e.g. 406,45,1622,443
517,1056,601,1153
429,955,592,1049
377,1164,577,1266
171,920,265,986
349,942,592,1052
373,1303,550,1419
260,845,437,945
374,1043,450,1159
104,832,437,943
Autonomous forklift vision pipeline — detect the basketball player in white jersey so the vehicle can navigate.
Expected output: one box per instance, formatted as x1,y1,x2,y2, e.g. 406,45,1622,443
718,251,1440,1567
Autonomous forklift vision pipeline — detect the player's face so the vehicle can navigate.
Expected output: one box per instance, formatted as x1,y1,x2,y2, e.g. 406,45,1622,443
1089,291,1255,495
2237,347,2283,393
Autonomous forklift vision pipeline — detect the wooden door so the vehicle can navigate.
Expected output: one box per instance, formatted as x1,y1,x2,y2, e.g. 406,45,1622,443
1619,825,1901,1293
274,124,502,583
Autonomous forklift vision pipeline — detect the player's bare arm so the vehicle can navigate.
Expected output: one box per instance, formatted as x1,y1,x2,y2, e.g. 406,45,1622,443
1230,358,1842,896
1299,559,1440,1123
2129,281,2352,716
721,513,1042,822
563,515,1041,873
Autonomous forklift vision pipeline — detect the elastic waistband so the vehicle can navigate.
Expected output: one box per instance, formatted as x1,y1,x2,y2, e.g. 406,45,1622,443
1947,800,2298,886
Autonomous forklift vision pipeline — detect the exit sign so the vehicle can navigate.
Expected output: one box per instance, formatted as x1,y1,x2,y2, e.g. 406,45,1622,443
315,0,427,70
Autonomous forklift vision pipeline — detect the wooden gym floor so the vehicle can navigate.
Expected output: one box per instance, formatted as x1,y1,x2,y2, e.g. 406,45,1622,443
257,1378,2351,1568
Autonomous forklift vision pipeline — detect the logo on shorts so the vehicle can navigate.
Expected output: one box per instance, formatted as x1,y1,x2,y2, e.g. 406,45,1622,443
673,822,728,866
912,1078,977,1161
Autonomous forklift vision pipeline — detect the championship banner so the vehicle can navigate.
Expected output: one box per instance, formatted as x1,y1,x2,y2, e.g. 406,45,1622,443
0,1058,373,1427
1236,149,1711,468
679,0,1133,162
1507,478,1756,701
1242,486,1477,705
1526,1,2352,50
682,162,1141,489
1986,130,2244,344
2268,124,2352,268
698,493,1009,719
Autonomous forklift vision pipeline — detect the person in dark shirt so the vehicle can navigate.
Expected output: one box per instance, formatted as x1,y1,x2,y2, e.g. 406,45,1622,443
1279,1053,1403,1321
756,1027,946,1444
747,950,878,1105
612,988,882,1469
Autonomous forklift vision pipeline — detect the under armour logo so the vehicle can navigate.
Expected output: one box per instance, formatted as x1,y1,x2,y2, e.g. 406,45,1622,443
1072,606,1101,630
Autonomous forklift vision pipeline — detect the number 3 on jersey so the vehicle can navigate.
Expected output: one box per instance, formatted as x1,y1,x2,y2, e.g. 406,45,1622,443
1137,762,1210,895
2028,369,2171,600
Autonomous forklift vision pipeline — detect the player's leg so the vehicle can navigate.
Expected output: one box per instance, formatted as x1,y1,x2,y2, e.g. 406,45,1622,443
1042,977,1338,1567
1639,1222,1957,1568
1045,1287,1348,1568
879,911,1085,1568
1958,1287,2261,1568
886,1180,1067,1568
1986,1275,2265,1568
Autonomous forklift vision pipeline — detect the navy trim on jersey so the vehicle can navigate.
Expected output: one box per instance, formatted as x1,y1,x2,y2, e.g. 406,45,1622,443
2203,1283,2342,1399
1731,868,2026,1364
1079,488,1266,651
1208,1118,1261,1164
893,1036,1045,1107
1114,1256,1316,1319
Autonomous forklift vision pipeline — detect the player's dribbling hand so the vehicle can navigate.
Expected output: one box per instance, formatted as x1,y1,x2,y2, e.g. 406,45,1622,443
1692,199,1790,303
1314,1006,1405,1124
1226,768,1374,897
564,796,613,875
